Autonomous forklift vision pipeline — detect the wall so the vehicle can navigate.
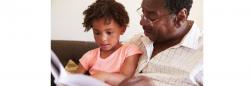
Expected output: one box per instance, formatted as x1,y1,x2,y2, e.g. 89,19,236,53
52,0,202,41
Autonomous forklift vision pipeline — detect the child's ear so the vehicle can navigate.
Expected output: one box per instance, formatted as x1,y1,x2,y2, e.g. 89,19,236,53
120,27,126,35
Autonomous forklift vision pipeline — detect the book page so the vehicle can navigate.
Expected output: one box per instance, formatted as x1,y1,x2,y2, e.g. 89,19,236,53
51,50,107,86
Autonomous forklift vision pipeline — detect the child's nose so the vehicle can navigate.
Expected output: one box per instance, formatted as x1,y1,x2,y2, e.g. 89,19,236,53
101,34,108,41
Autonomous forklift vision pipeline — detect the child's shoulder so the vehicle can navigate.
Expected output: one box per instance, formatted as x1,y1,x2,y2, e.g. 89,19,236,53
84,47,100,55
122,43,138,47
121,43,139,50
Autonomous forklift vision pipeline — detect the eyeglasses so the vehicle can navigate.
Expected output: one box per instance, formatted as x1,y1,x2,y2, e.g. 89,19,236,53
137,7,161,26
137,7,170,26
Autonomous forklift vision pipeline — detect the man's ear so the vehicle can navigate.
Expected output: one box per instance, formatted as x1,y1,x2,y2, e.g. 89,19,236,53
175,8,188,28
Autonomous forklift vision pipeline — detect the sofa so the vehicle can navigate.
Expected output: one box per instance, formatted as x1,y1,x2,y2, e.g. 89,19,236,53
51,40,98,86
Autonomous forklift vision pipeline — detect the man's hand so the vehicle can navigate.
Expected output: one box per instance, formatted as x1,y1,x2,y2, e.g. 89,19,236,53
119,76,154,86
92,70,127,86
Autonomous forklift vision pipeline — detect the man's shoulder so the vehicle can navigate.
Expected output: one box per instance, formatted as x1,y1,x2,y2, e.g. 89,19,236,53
130,33,144,41
125,33,144,45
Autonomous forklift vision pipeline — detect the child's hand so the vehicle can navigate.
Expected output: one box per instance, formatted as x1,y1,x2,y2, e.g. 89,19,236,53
91,70,109,81
65,60,79,73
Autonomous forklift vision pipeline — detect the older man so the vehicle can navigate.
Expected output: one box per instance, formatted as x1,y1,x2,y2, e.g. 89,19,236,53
120,0,203,86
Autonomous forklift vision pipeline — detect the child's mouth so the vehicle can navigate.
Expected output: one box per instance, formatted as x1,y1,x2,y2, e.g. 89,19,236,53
100,44,110,49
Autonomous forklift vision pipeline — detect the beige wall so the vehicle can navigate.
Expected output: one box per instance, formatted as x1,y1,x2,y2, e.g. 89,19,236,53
52,0,203,41
189,0,203,29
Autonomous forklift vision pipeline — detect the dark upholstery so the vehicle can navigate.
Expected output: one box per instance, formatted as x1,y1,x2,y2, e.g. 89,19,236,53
51,40,98,66
51,40,98,86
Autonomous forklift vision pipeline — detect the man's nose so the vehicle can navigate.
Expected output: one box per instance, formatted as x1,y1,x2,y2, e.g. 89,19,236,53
140,17,151,26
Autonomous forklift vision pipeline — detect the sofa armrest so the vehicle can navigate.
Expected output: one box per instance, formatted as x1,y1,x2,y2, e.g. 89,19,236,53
51,40,98,66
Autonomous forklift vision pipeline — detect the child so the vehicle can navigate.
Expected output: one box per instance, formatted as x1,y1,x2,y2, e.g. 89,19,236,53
76,0,142,85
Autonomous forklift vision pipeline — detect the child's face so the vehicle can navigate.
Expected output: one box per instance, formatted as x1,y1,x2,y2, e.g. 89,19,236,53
92,18,125,51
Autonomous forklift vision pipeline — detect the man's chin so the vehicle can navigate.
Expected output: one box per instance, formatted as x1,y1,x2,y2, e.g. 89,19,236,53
148,37,156,42
144,33,155,42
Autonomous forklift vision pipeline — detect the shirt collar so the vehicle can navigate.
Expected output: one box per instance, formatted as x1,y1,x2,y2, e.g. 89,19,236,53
141,35,154,59
172,22,202,49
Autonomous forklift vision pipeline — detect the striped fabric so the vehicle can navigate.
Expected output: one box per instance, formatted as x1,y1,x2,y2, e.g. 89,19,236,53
126,23,203,86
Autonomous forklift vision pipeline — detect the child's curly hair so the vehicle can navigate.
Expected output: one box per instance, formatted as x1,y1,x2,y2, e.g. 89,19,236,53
82,0,129,32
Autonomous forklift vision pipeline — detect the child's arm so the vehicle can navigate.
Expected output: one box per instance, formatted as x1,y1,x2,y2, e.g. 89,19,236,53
69,64,88,74
74,50,94,74
77,64,88,74
92,54,141,86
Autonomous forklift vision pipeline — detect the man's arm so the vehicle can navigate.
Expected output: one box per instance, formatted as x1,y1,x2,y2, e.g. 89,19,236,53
119,76,154,86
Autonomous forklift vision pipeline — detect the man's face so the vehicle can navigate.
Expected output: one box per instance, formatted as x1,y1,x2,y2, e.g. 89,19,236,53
140,0,177,42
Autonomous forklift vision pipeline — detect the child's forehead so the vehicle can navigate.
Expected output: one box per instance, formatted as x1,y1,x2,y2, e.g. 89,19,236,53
92,18,121,29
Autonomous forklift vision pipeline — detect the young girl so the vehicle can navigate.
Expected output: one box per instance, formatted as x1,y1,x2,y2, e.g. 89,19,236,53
76,0,142,85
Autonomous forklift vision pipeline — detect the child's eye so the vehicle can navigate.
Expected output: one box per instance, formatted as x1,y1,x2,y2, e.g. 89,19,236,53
106,32,113,35
94,32,100,35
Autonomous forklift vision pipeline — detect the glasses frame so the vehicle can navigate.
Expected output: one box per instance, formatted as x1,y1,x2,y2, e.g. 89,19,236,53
137,7,171,26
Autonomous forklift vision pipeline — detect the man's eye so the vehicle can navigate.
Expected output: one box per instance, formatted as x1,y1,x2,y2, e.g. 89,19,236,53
149,18,157,21
148,14,158,21
149,16,157,21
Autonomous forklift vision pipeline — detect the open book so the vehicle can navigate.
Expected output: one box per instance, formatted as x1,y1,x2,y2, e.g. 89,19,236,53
51,50,107,86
